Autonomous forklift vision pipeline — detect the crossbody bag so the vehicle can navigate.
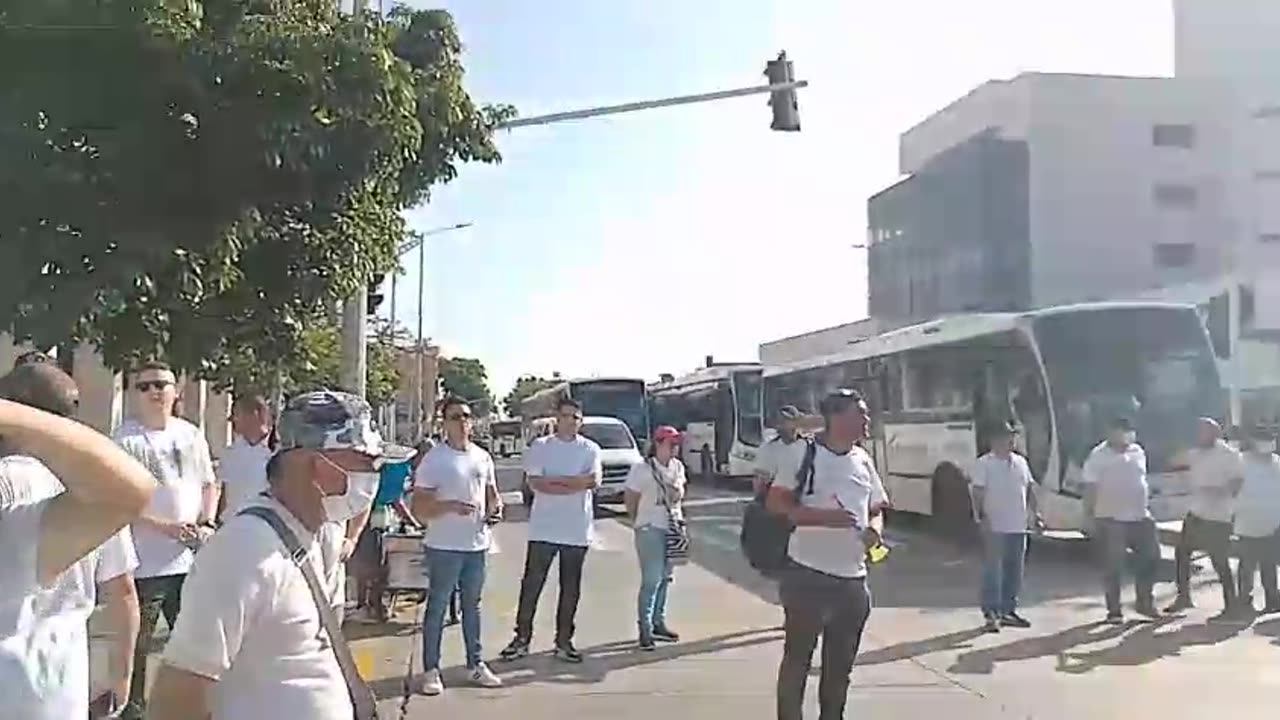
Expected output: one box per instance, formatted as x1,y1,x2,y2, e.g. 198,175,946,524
647,458,691,564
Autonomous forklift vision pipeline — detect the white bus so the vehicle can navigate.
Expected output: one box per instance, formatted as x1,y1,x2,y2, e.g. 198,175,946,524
519,377,651,446
763,302,1226,533
489,420,522,458
649,364,765,479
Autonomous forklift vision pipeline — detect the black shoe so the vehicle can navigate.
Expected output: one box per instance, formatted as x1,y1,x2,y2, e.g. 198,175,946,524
554,641,584,663
498,637,530,661
1134,605,1161,621
1262,603,1280,615
637,634,657,652
652,624,680,642
1104,613,1125,626
1000,612,1031,629
983,617,1001,634
1164,597,1194,614
445,614,460,627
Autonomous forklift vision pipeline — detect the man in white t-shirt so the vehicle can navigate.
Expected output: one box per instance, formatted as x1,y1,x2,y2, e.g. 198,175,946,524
969,420,1040,633
148,390,399,720
1167,418,1243,617
0,364,155,720
766,389,888,720
411,397,503,695
754,405,808,496
217,393,275,520
112,360,219,718
1232,426,1280,613
499,398,602,664
1081,416,1159,624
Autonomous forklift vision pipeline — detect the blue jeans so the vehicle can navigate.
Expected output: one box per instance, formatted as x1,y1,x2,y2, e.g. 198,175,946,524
635,526,673,635
981,532,1027,617
423,548,486,670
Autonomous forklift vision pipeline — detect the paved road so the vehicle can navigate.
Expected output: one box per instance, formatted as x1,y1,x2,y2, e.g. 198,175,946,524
352,468,1280,720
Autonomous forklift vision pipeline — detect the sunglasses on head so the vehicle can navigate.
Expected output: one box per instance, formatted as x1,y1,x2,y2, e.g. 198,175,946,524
135,380,172,393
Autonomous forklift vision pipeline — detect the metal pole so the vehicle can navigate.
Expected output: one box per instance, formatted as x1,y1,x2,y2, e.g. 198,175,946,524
415,238,426,441
339,295,368,398
496,80,809,130
387,271,397,442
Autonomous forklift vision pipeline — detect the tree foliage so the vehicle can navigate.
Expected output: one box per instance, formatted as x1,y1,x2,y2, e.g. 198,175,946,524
502,374,557,417
438,356,492,416
0,0,514,385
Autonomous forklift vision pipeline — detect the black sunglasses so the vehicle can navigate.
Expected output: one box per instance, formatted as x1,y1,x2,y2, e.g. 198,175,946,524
135,380,172,392
446,412,473,422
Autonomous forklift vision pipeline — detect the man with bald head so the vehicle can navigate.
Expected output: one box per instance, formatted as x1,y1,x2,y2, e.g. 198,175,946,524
1166,417,1243,618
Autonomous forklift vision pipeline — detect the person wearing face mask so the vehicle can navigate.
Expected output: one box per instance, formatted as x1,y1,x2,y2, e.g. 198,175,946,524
1081,416,1160,625
146,390,407,720
1232,426,1280,615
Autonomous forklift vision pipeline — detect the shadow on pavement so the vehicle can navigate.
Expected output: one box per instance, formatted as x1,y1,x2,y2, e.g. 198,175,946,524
1054,617,1249,673
856,627,988,666
472,626,785,689
947,621,1133,675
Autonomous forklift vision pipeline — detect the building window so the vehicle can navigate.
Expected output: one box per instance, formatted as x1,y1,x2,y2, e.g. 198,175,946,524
1153,242,1196,268
1152,124,1196,148
1153,183,1198,209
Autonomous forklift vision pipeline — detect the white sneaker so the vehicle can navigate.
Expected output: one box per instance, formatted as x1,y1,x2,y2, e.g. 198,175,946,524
469,661,503,688
419,668,444,696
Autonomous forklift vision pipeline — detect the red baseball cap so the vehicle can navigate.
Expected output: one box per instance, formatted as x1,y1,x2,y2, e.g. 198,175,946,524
653,425,682,443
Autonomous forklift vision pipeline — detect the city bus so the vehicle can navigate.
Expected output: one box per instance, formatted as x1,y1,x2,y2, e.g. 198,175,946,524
649,364,765,479
763,302,1226,533
519,377,651,446
489,420,522,458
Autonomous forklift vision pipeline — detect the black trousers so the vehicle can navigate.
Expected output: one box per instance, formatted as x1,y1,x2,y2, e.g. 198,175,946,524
1238,531,1280,608
777,564,872,720
513,540,588,645
125,573,186,717
1173,513,1236,607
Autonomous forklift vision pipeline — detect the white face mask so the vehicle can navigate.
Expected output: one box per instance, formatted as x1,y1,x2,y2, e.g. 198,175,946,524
321,469,380,523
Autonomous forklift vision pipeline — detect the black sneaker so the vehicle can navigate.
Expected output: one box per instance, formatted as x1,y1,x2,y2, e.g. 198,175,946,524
1134,605,1161,621
1000,612,1031,629
554,642,584,663
498,637,530,661
983,617,1001,634
652,624,680,642
637,634,656,652
1104,613,1125,626
1164,597,1194,614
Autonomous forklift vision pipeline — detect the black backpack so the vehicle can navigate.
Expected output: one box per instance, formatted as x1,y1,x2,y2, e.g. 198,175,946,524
740,437,817,575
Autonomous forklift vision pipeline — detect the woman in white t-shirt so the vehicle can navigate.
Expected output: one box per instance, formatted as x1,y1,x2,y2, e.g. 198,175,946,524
624,425,687,651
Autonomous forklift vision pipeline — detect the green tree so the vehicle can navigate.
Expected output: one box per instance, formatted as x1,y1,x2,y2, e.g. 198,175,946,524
0,1,514,383
502,374,557,417
438,356,493,416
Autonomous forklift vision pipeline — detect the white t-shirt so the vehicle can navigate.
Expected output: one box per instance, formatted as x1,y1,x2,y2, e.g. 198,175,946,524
1234,453,1280,538
1081,442,1150,521
413,443,496,552
755,437,809,488
115,418,217,578
0,456,138,720
1186,441,1245,523
217,434,273,519
162,496,350,720
969,452,1034,533
787,444,889,579
523,435,602,547
624,457,687,530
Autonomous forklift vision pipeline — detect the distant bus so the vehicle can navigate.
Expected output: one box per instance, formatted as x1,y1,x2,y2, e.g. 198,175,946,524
490,420,522,458
519,378,651,445
764,302,1226,533
649,364,765,479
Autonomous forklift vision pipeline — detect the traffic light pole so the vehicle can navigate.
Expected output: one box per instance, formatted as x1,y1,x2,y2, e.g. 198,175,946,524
496,79,808,130
339,295,368,399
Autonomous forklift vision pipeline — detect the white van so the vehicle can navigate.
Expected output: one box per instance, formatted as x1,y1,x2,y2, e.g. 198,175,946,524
520,415,642,507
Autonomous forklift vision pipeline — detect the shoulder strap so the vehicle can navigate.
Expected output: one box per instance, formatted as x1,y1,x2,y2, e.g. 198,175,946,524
648,458,675,513
240,506,379,719
795,437,818,496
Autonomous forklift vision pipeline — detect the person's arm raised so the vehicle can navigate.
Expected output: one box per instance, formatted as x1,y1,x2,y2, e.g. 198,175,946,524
0,399,155,585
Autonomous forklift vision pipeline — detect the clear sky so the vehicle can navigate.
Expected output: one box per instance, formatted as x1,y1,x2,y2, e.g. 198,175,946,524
382,0,1175,398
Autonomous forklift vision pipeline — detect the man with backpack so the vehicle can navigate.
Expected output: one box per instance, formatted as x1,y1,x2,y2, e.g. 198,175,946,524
764,389,888,720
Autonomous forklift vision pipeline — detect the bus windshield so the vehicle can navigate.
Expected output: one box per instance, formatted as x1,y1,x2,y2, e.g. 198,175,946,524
572,380,648,441
1033,307,1225,474
732,370,765,447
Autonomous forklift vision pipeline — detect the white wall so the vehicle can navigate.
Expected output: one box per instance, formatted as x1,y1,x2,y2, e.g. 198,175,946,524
758,318,884,366
899,78,1031,175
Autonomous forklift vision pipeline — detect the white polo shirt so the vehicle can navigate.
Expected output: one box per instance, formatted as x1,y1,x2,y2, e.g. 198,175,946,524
970,451,1034,533
1185,441,1244,523
413,442,495,552
1081,441,1150,522
217,434,273,518
115,418,217,579
787,444,889,579
162,496,350,720
523,435,602,547
0,455,137,720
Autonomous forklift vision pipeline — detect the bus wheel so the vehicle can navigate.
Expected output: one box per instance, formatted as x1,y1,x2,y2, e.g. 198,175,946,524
931,463,975,543
699,445,715,481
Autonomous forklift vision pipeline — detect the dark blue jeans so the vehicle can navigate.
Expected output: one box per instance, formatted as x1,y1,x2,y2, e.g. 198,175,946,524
981,531,1027,617
423,548,486,669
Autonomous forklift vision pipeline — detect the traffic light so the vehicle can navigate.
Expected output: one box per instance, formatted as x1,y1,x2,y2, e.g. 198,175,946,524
764,51,800,132
367,273,386,314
